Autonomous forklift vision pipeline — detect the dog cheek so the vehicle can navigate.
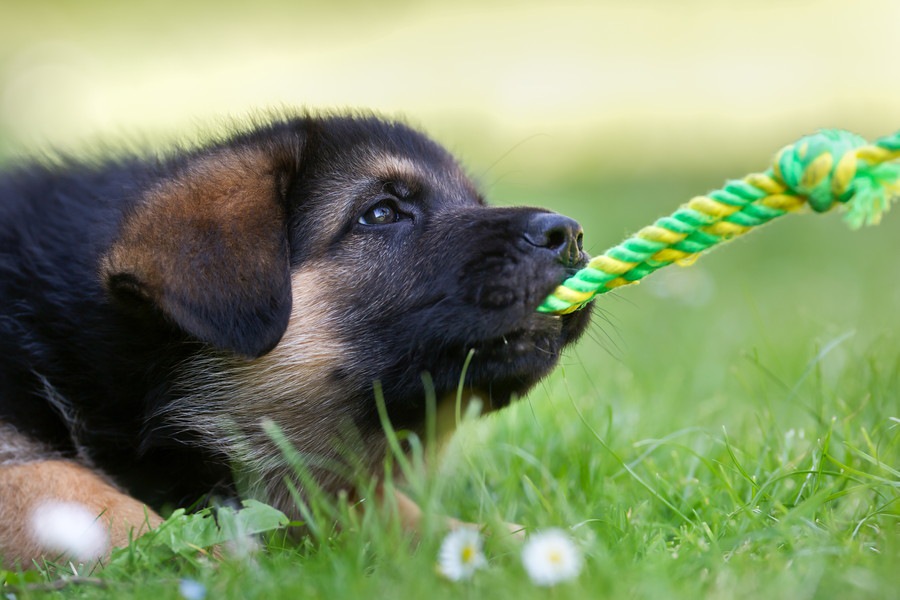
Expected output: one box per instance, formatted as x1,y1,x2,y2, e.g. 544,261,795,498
468,283,519,310
159,266,377,499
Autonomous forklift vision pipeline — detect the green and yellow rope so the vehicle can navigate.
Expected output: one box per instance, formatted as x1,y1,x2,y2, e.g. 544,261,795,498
538,129,900,315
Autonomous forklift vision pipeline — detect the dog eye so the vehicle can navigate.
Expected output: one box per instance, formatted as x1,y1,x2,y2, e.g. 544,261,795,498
358,200,403,225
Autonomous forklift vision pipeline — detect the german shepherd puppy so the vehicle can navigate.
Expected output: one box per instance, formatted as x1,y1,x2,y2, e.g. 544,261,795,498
0,113,591,565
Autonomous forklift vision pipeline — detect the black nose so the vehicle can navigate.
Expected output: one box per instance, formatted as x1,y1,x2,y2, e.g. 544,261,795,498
523,212,584,267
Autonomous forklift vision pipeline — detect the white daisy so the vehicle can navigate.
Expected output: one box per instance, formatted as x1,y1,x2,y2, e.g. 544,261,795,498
521,528,582,586
437,528,487,581
29,500,109,562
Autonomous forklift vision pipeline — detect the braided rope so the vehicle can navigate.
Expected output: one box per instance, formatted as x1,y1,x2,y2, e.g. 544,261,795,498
538,129,900,315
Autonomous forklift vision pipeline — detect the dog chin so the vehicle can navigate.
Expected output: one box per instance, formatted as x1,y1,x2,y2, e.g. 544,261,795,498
464,308,591,410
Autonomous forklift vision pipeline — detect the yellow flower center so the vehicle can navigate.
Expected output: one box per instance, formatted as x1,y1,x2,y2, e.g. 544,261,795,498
461,545,475,564
547,549,563,565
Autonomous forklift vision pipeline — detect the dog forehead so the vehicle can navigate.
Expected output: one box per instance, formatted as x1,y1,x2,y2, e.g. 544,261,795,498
358,149,480,204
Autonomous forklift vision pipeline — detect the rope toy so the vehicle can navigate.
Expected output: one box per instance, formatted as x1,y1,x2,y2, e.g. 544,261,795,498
538,129,900,315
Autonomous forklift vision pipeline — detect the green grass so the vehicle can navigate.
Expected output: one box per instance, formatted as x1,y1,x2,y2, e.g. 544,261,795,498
4,173,899,599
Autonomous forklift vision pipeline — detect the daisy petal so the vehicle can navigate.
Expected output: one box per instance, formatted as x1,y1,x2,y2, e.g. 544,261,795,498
437,528,487,581
522,529,582,586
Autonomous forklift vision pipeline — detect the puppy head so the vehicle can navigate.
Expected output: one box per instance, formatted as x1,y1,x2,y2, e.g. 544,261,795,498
102,114,592,496
288,118,592,423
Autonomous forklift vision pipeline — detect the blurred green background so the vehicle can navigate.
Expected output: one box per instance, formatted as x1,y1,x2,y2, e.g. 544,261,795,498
3,0,900,173
1,0,898,416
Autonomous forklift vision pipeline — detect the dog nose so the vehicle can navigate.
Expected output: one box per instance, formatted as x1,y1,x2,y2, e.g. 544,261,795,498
523,212,584,267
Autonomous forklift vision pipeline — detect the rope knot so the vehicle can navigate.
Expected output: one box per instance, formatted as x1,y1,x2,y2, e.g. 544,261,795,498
772,129,866,213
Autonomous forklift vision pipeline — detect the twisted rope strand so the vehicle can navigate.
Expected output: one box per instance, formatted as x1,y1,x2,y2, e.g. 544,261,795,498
538,129,900,315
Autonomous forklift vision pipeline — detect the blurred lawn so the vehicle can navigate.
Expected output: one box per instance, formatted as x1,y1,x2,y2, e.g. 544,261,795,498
2,0,900,173
1,1,898,598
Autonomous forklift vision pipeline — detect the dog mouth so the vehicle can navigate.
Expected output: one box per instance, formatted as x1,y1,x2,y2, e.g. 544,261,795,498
418,256,592,410
355,226,593,425
470,318,562,362
467,264,585,359
454,309,586,410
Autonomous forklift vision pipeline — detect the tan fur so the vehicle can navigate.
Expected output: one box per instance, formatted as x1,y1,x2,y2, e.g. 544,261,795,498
161,264,383,512
0,460,161,567
376,486,471,533
366,152,478,203
433,390,483,443
376,487,524,539
161,264,490,518
99,146,290,326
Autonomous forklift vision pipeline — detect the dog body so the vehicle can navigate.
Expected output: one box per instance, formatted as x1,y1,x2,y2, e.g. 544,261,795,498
0,113,590,565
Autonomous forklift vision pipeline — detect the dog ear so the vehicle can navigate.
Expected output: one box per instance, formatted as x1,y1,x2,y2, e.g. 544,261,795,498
101,143,300,358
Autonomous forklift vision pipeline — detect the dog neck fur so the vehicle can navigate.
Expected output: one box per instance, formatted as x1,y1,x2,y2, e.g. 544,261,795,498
160,265,388,513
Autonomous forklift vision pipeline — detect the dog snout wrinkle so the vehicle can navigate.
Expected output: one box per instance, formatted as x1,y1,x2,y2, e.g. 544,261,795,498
523,212,584,268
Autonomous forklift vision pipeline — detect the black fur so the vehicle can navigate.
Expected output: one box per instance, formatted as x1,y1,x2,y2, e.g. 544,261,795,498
0,113,591,512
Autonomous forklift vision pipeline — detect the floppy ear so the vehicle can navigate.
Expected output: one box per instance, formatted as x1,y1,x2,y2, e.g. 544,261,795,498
101,143,299,358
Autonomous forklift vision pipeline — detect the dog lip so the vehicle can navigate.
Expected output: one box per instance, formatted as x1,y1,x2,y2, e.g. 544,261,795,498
470,316,564,358
565,253,590,277
543,251,590,288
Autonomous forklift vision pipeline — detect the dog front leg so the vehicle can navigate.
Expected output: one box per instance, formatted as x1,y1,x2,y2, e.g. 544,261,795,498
374,484,464,532
0,460,162,567
374,485,524,538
